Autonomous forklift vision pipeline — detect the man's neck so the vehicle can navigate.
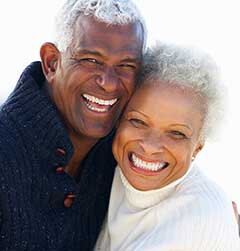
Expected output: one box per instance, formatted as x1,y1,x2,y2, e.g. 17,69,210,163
66,130,98,177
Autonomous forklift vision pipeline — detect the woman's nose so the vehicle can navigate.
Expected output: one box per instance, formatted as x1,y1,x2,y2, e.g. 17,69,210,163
139,133,165,155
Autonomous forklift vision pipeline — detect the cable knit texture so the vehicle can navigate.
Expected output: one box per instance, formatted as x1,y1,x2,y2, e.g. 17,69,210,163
95,166,240,251
0,62,117,251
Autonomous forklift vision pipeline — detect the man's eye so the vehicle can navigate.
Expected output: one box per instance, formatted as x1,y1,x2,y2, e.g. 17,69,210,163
81,58,100,64
118,63,136,70
129,118,146,127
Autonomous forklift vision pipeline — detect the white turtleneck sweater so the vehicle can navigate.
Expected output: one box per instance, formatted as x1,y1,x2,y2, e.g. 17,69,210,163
95,165,240,251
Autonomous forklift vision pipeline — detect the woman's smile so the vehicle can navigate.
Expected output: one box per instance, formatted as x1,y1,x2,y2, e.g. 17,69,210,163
128,152,169,176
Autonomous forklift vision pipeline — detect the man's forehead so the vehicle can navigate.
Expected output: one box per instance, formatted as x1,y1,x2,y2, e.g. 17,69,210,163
70,16,143,59
74,15,144,46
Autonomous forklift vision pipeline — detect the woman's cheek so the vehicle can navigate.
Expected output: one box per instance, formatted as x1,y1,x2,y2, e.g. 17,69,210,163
112,128,125,163
112,124,133,163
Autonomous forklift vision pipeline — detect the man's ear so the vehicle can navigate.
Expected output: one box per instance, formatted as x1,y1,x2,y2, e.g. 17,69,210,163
40,42,60,84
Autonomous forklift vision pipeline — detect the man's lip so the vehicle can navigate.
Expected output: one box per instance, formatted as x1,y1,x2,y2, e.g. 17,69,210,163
82,93,118,106
82,94,118,114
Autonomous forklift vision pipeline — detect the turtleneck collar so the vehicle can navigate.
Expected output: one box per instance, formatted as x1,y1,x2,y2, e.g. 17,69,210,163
118,164,197,209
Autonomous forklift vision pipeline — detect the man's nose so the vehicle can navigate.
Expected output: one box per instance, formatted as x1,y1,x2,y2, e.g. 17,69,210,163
96,67,119,93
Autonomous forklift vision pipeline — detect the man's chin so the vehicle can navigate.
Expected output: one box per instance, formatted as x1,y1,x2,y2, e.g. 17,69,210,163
78,124,114,140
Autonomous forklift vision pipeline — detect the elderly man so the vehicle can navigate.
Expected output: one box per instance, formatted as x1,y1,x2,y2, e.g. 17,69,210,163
0,0,145,250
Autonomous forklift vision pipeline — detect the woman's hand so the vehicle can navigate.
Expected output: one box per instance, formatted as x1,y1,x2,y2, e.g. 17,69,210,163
232,201,240,236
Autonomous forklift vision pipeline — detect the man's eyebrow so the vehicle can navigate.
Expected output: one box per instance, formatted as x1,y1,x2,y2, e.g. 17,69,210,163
74,49,105,58
120,57,141,64
74,49,141,63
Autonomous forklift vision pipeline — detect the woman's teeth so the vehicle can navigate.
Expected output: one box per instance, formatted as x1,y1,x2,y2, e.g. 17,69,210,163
131,153,168,172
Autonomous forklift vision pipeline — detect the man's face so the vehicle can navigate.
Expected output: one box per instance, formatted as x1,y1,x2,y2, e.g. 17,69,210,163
48,15,143,140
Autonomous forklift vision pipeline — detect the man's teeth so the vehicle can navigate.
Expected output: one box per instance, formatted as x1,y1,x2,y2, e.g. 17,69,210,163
83,94,117,106
85,103,108,113
131,153,167,172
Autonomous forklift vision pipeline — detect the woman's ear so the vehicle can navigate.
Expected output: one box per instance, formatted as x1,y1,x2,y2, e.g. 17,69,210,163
40,42,60,84
192,141,204,160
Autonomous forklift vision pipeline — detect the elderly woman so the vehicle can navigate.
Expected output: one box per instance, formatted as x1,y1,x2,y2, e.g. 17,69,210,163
95,43,240,250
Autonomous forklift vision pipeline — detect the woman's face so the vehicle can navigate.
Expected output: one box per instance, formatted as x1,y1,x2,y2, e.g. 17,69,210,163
112,80,205,191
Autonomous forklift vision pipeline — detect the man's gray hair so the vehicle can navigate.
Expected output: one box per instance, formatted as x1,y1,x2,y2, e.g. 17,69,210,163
54,0,147,52
141,42,227,141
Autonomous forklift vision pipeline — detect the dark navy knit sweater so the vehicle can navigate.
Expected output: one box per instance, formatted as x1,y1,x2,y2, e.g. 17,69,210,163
0,62,116,251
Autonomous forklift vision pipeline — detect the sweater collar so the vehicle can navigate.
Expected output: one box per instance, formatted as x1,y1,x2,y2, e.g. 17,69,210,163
2,61,74,161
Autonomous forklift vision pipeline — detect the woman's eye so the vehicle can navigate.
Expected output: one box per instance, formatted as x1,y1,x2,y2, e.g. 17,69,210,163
129,118,146,127
169,130,187,139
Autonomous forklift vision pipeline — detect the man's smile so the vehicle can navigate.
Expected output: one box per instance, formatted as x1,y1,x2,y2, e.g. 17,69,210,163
82,93,118,113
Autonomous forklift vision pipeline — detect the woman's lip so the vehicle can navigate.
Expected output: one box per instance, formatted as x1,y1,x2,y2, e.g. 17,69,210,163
128,152,169,176
129,162,164,176
130,152,163,163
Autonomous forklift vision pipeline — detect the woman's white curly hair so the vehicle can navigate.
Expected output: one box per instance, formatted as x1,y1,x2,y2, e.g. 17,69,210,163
54,0,147,52
140,42,227,142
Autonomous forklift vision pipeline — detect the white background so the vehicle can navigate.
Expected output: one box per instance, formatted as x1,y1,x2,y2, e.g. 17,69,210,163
0,0,239,206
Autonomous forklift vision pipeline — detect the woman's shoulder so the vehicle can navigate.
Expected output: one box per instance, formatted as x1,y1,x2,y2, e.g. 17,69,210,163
172,165,238,234
152,166,240,250
176,165,231,208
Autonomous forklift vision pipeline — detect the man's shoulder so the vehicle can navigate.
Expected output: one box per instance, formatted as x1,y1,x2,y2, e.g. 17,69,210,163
0,118,20,156
0,107,30,162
